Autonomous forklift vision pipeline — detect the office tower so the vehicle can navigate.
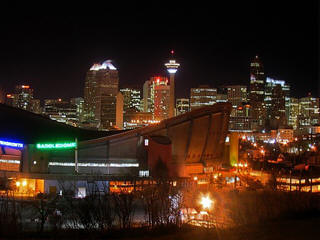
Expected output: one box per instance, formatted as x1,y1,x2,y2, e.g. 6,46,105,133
264,77,290,126
12,85,34,111
289,97,299,129
269,84,286,129
248,55,266,131
297,95,320,133
71,97,84,122
143,80,153,113
154,82,170,121
116,92,123,129
226,85,250,131
190,85,217,110
44,99,77,126
226,85,247,107
165,51,180,118
120,88,141,112
229,103,252,131
84,60,119,129
176,98,190,115
143,76,169,116
8,85,41,114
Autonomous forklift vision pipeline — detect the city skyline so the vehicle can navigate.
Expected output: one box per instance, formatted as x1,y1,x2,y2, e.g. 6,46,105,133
0,2,318,100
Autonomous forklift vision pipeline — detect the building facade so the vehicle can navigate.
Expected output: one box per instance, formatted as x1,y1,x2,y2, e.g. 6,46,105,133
120,88,141,112
43,99,78,126
297,95,320,134
143,76,169,119
248,55,266,131
83,60,119,129
190,85,217,110
289,97,299,130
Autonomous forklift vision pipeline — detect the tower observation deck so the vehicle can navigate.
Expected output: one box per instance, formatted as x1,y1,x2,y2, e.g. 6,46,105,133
165,50,180,118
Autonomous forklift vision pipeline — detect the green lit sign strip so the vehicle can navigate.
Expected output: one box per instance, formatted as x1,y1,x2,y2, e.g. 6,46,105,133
36,142,77,149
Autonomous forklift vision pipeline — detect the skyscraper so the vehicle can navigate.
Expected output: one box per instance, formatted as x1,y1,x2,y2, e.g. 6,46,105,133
226,85,247,108
190,85,217,110
142,76,169,118
84,60,119,129
248,55,266,131
264,77,290,127
120,88,141,112
71,97,84,123
154,83,170,121
270,85,286,129
165,51,180,118
289,97,299,130
13,85,34,111
44,98,77,126
7,85,41,115
226,85,250,131
297,95,320,133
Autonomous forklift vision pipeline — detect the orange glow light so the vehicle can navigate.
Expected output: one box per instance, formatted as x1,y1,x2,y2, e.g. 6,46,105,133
22,85,30,89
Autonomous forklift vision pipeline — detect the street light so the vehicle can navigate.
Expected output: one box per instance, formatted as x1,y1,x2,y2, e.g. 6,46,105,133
200,194,213,210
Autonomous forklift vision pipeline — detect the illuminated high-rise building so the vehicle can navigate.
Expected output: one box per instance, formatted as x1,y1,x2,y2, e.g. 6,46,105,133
297,95,320,133
120,88,141,112
165,50,180,118
176,98,190,115
7,85,41,115
269,85,286,129
143,80,153,113
154,82,170,121
226,85,251,131
13,85,33,111
226,85,247,108
84,60,119,129
70,97,84,122
44,98,77,126
289,97,299,129
248,55,266,131
190,85,217,110
264,77,290,128
142,76,169,118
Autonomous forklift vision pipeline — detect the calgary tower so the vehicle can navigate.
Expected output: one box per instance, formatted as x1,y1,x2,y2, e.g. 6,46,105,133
165,50,180,118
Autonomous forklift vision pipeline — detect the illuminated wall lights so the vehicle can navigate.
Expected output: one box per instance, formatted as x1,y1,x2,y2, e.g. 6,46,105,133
48,162,139,167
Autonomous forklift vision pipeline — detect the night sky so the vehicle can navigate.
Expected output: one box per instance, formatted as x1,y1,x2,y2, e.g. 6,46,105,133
0,2,318,101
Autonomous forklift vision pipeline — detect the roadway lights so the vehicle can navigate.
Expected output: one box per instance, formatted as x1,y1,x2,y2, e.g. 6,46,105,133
16,181,20,187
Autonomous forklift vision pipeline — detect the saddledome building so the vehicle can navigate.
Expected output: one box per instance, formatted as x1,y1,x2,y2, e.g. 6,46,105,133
0,102,231,197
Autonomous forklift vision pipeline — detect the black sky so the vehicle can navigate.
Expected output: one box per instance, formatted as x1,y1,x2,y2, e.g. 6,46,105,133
0,2,318,101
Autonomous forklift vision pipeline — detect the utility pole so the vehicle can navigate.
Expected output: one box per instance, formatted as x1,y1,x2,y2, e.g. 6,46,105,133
75,138,78,173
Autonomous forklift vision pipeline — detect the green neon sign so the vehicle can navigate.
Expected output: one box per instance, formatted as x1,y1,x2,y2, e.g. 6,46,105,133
36,142,77,149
